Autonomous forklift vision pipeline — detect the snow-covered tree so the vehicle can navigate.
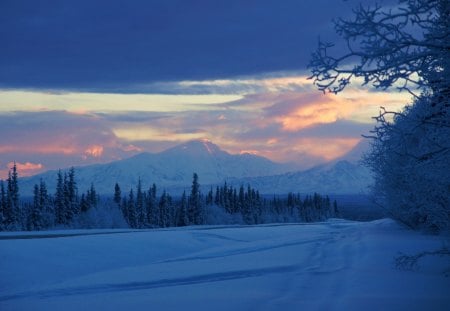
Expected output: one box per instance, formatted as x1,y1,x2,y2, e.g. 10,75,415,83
364,96,450,231
309,0,449,98
309,0,450,232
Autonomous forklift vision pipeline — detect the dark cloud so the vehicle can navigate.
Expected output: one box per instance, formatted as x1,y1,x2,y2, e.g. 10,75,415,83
95,111,170,123
0,0,381,92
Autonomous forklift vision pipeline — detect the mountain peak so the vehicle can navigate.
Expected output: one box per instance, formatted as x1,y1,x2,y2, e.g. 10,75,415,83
161,139,227,157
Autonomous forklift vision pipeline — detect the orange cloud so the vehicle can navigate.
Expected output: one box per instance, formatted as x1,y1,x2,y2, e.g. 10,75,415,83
273,93,356,131
0,161,45,179
122,144,143,152
290,137,361,161
221,136,362,168
84,145,104,158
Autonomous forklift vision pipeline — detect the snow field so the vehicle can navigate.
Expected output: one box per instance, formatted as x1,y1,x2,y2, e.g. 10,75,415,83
0,219,449,310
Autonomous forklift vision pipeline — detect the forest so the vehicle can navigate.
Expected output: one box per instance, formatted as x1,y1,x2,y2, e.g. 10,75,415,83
0,164,338,231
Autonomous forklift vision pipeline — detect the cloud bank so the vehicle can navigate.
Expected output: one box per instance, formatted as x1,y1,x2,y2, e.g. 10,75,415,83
0,73,411,179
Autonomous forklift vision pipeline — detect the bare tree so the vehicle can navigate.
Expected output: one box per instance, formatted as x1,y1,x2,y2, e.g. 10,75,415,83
309,0,450,232
308,0,449,99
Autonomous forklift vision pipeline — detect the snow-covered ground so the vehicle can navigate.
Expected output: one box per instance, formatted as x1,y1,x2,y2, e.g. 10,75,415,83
1,219,449,310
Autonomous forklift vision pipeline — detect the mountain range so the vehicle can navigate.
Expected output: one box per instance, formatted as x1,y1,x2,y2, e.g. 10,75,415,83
20,139,373,196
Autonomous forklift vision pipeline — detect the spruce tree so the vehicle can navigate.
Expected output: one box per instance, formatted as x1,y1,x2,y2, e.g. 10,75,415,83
55,170,66,224
159,190,169,227
214,186,220,206
127,189,137,228
87,183,97,208
39,179,52,228
0,181,5,230
146,183,157,227
80,194,89,213
67,167,79,217
5,163,19,228
177,190,189,226
188,173,202,225
114,183,121,205
136,178,145,228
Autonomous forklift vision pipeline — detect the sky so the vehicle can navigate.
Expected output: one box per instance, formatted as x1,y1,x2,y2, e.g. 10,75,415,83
0,0,410,179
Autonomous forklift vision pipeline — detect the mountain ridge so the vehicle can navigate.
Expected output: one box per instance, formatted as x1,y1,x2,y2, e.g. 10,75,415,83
19,139,372,195
19,139,293,195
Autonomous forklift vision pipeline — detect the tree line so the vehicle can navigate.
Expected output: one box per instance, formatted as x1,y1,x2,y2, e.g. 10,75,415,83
0,165,338,231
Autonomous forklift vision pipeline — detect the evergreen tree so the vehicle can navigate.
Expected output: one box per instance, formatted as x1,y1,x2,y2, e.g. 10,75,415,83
63,172,73,223
177,190,189,226
5,163,19,228
242,186,253,225
39,179,52,228
121,196,129,224
80,194,89,213
67,167,79,218
188,173,202,225
55,170,66,224
0,181,5,230
87,183,97,208
159,190,170,227
214,186,220,206
31,184,40,230
136,178,146,228
114,183,121,205
206,187,214,205
10,162,19,212
127,189,137,228
238,185,245,214
146,183,157,227
333,200,339,217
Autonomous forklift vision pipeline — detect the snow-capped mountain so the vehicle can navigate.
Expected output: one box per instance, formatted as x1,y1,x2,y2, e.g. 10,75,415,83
19,140,292,195
225,160,373,195
19,139,373,196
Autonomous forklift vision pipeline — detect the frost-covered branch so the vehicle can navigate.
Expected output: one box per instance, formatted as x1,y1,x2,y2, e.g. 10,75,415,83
308,0,450,96
395,247,450,271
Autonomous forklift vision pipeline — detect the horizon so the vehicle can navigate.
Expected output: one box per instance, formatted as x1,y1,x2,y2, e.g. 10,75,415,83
7,137,368,181
0,0,409,179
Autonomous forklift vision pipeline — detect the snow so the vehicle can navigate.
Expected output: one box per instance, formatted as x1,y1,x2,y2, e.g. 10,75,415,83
227,160,372,195
19,140,292,195
1,219,449,310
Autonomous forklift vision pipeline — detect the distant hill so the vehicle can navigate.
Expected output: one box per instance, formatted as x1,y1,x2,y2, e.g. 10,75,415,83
224,160,372,195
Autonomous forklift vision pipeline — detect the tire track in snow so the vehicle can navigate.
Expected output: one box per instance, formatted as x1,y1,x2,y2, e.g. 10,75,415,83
0,265,299,301
157,235,335,264
256,226,363,311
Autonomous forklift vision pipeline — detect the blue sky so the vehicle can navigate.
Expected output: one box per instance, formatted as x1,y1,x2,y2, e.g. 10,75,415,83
0,0,409,178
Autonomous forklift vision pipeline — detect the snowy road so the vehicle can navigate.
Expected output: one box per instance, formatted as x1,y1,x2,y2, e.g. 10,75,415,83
1,219,449,310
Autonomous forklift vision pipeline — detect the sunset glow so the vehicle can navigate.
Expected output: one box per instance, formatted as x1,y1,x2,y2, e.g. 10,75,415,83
0,80,411,179
0,0,413,179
